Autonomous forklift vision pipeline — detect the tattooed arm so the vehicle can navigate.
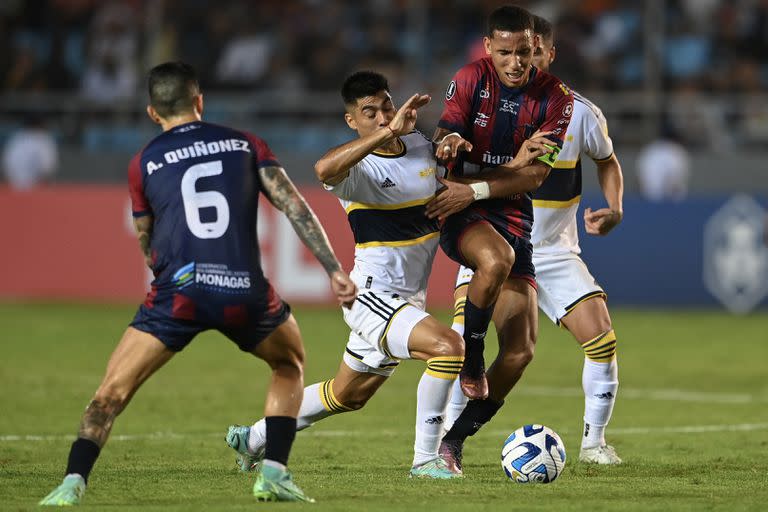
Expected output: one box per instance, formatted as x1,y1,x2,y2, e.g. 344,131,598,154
259,166,340,274
134,215,153,267
258,165,357,305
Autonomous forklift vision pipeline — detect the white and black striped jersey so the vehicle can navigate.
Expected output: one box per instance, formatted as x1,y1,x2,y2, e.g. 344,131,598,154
324,131,439,298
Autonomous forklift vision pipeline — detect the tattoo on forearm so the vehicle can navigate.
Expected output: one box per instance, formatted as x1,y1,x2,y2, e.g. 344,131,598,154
134,216,153,264
77,398,122,447
137,232,151,260
259,166,341,275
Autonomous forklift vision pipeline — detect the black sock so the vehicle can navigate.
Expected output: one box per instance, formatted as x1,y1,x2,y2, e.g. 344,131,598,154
65,438,101,484
443,398,504,442
463,298,494,372
264,416,297,467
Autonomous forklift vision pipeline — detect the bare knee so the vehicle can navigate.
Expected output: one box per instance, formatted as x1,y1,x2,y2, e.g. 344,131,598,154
92,381,133,415
476,248,514,285
428,328,464,358
264,343,305,377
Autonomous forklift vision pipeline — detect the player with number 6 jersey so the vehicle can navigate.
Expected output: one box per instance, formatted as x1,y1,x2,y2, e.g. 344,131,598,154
128,118,286,327
39,61,356,506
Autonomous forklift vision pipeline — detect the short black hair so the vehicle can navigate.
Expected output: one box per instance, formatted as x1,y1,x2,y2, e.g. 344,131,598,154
533,15,554,45
487,5,534,37
148,62,200,118
341,71,389,106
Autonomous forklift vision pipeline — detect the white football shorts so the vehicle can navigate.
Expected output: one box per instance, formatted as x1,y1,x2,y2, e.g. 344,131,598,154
342,290,429,377
534,252,605,324
454,252,605,325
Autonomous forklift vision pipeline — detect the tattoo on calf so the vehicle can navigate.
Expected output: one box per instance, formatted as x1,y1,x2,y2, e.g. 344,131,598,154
78,398,122,447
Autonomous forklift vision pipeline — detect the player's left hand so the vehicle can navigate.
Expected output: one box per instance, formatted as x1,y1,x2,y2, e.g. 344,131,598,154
426,177,474,221
330,270,358,308
584,207,623,236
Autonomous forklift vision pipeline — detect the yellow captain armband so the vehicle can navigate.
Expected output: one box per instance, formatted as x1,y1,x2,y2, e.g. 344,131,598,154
536,144,561,167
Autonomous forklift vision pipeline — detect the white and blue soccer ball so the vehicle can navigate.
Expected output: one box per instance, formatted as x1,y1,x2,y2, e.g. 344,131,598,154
501,424,566,483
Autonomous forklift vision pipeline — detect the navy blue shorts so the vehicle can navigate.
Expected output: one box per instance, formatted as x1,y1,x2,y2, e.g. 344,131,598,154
440,210,536,288
130,289,291,352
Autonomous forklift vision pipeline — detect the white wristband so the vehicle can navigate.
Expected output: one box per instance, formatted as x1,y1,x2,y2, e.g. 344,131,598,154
469,181,490,201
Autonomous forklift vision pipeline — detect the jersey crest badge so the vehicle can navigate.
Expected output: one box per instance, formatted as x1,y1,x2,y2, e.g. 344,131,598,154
446,81,457,101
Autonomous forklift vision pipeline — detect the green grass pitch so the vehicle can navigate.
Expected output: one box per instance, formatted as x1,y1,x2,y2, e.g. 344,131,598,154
1,303,767,511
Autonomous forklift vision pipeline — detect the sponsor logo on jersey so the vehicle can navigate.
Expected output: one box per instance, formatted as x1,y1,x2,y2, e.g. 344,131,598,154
380,177,396,188
499,98,519,115
482,152,513,166
172,262,195,289
474,112,490,127
562,103,573,117
446,81,457,101
479,87,490,99
194,263,252,291
419,167,436,178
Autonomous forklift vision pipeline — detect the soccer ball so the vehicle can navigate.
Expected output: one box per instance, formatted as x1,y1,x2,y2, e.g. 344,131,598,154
501,424,566,483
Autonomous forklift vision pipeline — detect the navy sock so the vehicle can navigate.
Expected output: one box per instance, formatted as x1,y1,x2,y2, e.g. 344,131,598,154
65,438,101,484
462,298,494,373
443,398,504,442
264,416,297,467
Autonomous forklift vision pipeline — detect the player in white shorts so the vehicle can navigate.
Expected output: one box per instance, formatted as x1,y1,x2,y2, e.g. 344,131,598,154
225,71,465,479
446,16,625,465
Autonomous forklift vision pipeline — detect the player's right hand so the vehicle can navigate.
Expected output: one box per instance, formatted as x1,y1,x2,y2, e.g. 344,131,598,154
436,132,473,162
330,270,358,309
388,93,431,136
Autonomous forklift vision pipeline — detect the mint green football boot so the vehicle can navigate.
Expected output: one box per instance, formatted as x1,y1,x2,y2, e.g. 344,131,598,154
409,456,463,479
252,465,315,503
39,474,86,506
225,425,263,472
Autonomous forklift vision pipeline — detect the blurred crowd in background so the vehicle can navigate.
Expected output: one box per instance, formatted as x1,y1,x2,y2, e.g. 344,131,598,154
1,0,767,192
4,0,768,95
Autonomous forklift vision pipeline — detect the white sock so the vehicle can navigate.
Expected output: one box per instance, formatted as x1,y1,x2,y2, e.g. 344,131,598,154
581,357,618,449
443,377,468,433
248,382,338,454
413,360,461,466
443,322,468,433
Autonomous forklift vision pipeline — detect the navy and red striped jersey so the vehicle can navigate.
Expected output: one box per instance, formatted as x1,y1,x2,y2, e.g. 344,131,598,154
438,57,574,238
128,121,279,304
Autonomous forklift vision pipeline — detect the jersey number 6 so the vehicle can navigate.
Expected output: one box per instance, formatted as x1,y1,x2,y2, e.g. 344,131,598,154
180,160,230,239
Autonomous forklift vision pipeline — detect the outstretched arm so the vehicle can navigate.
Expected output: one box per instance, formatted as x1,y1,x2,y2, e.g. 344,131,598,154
585,154,624,235
316,93,431,185
133,215,154,268
258,165,357,305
